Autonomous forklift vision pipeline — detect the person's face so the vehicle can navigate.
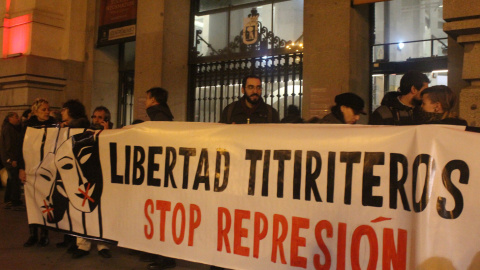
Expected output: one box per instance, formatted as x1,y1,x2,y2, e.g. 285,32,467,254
145,92,157,109
8,113,20,126
36,103,50,122
421,94,442,113
242,78,262,106
91,110,107,125
61,108,70,122
341,106,360,124
413,82,429,101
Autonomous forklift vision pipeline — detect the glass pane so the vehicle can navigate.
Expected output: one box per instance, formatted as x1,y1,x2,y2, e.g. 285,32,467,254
231,0,266,6
195,13,228,56
430,70,448,86
374,2,386,44
199,0,229,12
372,75,385,110
123,41,135,70
273,0,303,44
432,39,448,57
199,0,268,12
375,0,446,44
229,4,272,52
371,74,403,110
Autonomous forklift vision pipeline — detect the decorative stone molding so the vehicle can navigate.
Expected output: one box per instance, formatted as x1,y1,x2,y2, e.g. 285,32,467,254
0,55,83,109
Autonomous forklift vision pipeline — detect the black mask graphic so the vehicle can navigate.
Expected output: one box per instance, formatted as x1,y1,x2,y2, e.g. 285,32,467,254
35,153,69,223
55,131,103,213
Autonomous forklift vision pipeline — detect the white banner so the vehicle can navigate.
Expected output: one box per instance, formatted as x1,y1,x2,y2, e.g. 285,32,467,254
23,122,480,269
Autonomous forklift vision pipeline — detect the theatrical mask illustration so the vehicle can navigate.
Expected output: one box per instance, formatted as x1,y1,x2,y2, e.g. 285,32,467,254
31,128,104,236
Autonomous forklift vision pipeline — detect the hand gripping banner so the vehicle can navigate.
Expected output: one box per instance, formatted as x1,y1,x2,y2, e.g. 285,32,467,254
23,122,480,270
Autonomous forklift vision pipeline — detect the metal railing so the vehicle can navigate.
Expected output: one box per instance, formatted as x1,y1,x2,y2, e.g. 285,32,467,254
372,38,448,62
192,52,303,122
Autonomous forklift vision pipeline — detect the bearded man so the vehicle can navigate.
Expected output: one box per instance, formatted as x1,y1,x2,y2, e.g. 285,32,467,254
220,75,279,124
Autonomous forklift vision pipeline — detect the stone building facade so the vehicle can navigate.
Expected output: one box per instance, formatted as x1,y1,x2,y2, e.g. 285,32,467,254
0,0,476,126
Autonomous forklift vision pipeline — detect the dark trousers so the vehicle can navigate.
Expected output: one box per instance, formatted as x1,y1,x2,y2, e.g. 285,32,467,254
4,167,21,204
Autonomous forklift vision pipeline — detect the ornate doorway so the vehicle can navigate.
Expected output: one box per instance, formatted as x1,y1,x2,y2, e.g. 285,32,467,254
189,0,304,122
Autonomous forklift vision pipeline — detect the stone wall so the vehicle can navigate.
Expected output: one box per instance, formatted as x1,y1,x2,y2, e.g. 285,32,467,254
133,0,190,122
133,0,165,121
303,0,370,123
0,0,90,122
444,0,480,126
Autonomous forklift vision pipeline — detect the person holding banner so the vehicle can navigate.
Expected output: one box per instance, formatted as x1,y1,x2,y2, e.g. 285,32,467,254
309,92,366,124
143,88,176,270
58,100,113,259
65,105,113,259
215,75,281,270
21,98,58,247
220,75,279,124
370,71,430,125
419,85,467,126
54,99,87,252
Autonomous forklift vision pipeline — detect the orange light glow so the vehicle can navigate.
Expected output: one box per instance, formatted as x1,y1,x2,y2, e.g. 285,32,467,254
2,14,32,57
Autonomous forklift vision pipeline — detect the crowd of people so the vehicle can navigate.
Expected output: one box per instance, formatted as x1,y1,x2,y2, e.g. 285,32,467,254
0,98,115,258
224,71,467,127
0,70,470,270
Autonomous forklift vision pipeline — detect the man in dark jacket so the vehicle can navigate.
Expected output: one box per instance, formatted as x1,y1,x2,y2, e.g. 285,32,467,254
144,87,175,270
369,71,430,125
0,112,23,209
145,87,174,121
70,105,114,260
220,75,279,124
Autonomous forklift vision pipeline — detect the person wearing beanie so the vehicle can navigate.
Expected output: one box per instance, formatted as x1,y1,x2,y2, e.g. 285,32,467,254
310,92,366,124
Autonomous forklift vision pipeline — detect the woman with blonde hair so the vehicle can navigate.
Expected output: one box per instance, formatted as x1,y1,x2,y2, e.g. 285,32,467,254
21,98,58,247
23,98,57,128
419,85,467,126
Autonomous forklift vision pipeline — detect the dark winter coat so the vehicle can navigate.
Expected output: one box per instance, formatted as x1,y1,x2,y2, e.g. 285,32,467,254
23,115,57,129
425,118,468,126
369,94,417,125
0,122,23,169
147,103,174,121
67,117,90,128
317,113,344,124
220,97,279,124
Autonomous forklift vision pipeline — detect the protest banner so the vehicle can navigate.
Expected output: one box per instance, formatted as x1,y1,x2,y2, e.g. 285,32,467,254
23,122,480,269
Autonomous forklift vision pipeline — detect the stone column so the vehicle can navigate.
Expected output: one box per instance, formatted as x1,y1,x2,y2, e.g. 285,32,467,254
133,0,165,120
444,0,480,126
303,0,370,122
161,0,190,121
0,0,87,121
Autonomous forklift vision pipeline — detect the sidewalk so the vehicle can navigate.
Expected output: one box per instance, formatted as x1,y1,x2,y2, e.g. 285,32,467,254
0,188,210,270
